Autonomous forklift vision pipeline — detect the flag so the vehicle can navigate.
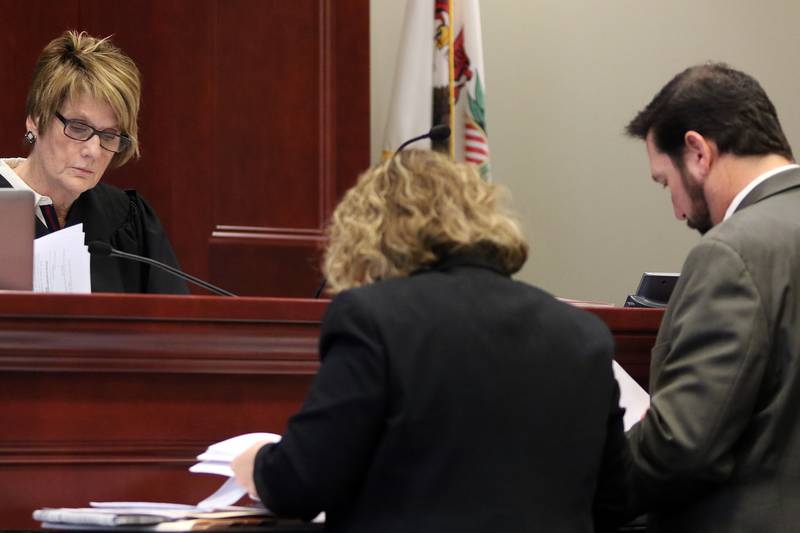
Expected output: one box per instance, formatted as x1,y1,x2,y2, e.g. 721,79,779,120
382,0,491,179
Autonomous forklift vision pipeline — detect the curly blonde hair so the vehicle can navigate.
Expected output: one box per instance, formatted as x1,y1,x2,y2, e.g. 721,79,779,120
323,150,529,293
26,30,141,166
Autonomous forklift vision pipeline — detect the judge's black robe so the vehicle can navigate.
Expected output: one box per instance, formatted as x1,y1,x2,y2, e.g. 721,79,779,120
0,175,188,294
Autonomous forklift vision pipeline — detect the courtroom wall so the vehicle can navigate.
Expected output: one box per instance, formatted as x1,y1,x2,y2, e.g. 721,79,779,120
371,0,800,305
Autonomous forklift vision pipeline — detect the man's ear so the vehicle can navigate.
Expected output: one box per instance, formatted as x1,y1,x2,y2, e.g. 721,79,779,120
683,131,716,181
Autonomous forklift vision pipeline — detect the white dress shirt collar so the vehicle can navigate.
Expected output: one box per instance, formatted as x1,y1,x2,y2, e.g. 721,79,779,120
724,163,800,221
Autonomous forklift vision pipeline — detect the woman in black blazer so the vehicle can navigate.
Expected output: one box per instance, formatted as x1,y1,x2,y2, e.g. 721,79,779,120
233,150,631,532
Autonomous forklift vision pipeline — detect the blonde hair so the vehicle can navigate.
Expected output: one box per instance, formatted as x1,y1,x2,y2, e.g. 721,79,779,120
26,30,141,166
323,150,529,293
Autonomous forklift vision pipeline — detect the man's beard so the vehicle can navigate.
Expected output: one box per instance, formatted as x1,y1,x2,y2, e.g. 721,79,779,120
680,167,713,235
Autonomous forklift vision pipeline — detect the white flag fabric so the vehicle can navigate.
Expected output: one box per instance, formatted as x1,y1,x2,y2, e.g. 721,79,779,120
382,0,491,179
382,0,435,157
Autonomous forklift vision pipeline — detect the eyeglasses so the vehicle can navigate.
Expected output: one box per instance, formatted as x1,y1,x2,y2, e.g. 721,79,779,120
54,112,131,154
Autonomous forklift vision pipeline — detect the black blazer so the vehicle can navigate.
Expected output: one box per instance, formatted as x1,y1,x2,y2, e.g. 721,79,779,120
255,254,630,533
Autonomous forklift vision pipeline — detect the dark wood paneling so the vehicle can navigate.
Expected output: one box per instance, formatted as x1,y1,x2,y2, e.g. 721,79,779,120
589,307,662,389
214,1,322,229
206,0,371,295
331,0,372,201
0,0,369,297
0,2,80,150
209,226,326,297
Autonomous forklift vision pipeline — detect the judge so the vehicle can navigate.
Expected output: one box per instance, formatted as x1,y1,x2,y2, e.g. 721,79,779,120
231,150,631,532
0,30,187,294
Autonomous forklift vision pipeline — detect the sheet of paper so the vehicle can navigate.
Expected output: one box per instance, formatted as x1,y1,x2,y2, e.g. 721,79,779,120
189,461,233,477
197,477,249,509
90,502,198,510
612,360,650,431
89,502,266,516
198,432,283,461
33,224,91,293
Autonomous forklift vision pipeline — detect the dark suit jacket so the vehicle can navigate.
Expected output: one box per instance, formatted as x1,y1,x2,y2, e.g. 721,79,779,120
628,168,800,532
254,254,630,533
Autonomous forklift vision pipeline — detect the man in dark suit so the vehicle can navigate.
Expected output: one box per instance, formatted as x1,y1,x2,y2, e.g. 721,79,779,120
232,150,631,532
625,63,800,532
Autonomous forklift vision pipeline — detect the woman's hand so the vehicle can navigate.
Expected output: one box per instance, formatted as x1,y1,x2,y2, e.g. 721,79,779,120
231,441,271,501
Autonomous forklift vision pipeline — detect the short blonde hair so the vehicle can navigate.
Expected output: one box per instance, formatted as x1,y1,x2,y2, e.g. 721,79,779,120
323,150,529,293
26,30,141,166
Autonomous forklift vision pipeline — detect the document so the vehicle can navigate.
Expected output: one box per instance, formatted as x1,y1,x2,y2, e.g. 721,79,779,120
33,223,91,293
34,507,167,526
33,504,271,529
612,360,650,431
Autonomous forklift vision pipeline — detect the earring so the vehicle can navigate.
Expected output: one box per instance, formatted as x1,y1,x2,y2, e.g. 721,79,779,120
24,131,36,144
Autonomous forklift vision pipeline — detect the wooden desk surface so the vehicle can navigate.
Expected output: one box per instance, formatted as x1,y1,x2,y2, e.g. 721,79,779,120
0,293,661,529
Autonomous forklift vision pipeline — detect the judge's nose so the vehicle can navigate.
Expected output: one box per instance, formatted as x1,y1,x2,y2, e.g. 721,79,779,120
81,135,103,159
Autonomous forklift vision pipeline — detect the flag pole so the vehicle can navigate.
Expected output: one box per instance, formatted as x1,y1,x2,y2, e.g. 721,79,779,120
447,0,456,159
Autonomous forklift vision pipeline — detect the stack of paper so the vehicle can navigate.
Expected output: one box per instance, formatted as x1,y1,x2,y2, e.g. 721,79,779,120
190,432,282,508
33,223,91,293
33,502,272,530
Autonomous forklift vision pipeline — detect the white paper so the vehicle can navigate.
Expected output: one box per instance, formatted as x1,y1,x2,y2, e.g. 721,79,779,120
90,502,198,510
196,477,248,509
34,507,175,526
189,461,234,477
33,224,91,293
199,432,283,460
612,360,650,431
87,502,265,516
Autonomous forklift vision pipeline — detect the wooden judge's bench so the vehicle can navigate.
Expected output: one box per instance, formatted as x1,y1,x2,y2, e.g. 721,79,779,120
0,292,662,529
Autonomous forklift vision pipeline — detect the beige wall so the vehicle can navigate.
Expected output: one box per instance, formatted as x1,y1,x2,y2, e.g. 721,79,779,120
370,0,800,305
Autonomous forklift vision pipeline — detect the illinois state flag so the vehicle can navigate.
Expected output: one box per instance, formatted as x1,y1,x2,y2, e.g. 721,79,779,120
382,0,491,179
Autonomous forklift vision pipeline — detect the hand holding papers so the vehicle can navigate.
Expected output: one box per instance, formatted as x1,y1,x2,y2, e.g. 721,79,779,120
190,432,282,508
612,360,650,431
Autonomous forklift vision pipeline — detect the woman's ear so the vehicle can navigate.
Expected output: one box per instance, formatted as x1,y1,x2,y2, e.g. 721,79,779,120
25,115,39,138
